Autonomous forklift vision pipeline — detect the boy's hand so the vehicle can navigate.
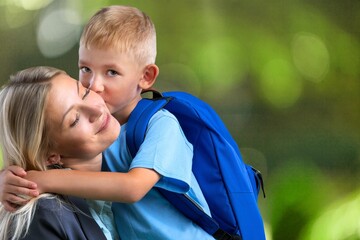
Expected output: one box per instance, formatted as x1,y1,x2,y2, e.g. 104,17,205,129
0,166,39,212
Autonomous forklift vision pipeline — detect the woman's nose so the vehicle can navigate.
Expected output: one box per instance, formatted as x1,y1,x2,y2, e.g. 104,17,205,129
85,104,103,123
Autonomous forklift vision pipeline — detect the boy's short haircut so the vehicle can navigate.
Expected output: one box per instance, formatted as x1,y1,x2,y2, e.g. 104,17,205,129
80,5,157,66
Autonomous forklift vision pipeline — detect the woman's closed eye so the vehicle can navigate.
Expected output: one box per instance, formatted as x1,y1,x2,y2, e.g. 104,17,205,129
82,88,90,100
70,113,80,127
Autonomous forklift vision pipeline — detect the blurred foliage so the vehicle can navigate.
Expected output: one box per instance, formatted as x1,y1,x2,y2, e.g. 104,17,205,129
0,0,359,239
300,188,360,240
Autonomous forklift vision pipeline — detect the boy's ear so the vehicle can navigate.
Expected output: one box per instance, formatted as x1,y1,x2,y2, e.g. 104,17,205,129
46,153,63,166
139,64,159,89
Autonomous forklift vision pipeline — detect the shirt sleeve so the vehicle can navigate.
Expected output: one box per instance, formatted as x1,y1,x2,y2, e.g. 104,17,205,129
129,109,193,194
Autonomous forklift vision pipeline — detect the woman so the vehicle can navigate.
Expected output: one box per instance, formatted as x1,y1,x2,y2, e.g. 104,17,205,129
0,66,120,240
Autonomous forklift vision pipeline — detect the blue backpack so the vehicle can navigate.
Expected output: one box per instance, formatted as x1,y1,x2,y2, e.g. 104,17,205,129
127,90,266,240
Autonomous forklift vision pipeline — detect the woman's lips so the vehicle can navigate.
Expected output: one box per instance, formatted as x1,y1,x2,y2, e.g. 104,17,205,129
96,113,110,134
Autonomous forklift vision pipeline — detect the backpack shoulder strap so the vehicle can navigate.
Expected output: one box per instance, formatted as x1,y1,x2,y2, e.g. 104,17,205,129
126,93,236,240
156,188,234,240
126,97,170,158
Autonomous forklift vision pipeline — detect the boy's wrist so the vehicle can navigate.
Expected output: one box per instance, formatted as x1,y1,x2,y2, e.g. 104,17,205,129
25,170,48,194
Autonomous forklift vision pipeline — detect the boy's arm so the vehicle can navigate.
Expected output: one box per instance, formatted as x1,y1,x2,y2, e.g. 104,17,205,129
26,167,160,203
0,166,39,211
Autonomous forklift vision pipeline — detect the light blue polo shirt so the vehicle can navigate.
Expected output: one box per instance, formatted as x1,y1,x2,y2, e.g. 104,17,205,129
87,199,119,240
103,109,214,240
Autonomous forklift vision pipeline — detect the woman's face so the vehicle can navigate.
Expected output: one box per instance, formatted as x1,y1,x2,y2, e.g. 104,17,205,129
45,74,120,160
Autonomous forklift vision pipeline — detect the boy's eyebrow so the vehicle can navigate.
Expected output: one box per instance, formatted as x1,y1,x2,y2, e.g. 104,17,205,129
104,63,125,74
78,59,86,65
103,63,119,68
78,60,122,71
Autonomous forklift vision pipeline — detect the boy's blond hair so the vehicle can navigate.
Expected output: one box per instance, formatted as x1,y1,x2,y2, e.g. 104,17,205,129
80,5,157,66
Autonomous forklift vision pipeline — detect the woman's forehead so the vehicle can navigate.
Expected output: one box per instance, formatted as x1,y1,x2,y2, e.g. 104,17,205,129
50,74,79,96
45,75,80,122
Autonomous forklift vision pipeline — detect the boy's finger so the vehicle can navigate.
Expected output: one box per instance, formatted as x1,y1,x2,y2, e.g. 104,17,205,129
2,191,34,206
1,169,35,189
7,165,27,177
6,185,39,198
6,174,37,189
3,201,22,212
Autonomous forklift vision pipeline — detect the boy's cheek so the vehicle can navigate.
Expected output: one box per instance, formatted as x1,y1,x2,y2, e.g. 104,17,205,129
79,78,90,87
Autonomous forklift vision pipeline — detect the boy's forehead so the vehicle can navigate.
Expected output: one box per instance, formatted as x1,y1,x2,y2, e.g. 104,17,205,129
79,42,129,53
79,44,130,57
79,45,138,65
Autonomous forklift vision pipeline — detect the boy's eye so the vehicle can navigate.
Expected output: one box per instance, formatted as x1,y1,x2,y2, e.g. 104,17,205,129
80,67,91,73
107,70,119,77
70,113,80,127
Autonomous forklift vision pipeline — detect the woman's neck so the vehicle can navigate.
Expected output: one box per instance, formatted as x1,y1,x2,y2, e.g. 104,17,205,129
61,153,103,172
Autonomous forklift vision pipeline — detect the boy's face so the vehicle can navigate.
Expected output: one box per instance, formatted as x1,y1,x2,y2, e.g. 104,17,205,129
78,45,144,121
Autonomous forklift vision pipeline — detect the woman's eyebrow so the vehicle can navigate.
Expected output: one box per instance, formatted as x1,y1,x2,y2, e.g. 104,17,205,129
60,81,79,125
77,80,80,95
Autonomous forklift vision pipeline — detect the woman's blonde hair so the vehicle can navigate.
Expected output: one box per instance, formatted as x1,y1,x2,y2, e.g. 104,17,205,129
0,66,66,240
80,5,157,66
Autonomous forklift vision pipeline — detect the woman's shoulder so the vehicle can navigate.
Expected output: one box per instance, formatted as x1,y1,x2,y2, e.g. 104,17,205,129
21,196,67,239
31,195,77,224
35,195,77,216
24,195,107,240
35,195,88,218
35,195,63,209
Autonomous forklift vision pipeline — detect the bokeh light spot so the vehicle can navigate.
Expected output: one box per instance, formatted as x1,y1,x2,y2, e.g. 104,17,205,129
37,7,81,58
260,58,302,109
11,0,52,10
2,3,32,29
301,191,360,240
292,32,329,82
193,37,248,91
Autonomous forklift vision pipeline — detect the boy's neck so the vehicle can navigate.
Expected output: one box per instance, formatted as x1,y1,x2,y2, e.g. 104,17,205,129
113,112,130,125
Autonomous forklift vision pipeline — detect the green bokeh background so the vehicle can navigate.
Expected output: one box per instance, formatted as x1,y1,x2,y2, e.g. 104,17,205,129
0,0,359,239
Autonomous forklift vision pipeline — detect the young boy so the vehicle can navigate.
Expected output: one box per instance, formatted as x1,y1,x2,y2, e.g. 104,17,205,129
0,5,215,240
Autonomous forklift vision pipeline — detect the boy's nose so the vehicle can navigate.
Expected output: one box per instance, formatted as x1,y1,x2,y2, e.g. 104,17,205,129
89,77,105,93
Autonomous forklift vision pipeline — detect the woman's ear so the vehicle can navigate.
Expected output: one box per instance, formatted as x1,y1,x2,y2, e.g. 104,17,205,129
139,64,159,89
46,153,62,166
